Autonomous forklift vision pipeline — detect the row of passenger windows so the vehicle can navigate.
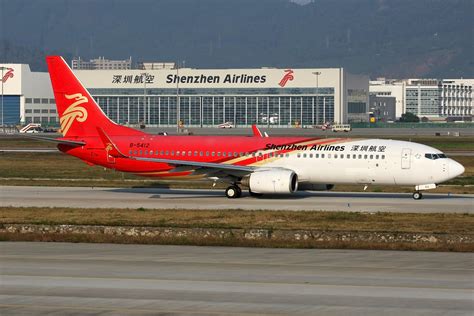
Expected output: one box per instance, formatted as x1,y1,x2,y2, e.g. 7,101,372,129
297,152,385,160
129,150,280,158
128,149,385,160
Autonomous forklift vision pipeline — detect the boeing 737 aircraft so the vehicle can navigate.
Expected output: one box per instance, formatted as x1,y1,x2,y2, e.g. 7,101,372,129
43,56,464,199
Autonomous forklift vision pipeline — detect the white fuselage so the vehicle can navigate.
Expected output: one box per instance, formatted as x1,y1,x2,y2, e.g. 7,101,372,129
261,139,464,187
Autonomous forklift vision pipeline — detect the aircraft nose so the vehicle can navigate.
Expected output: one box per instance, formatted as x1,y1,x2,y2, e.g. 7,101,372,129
449,160,465,178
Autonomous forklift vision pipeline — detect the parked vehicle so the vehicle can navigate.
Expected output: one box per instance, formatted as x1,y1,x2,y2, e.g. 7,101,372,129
331,124,351,132
218,122,234,129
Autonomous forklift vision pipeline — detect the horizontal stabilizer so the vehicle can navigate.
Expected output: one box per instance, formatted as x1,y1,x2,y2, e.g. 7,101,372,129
22,135,86,147
96,127,127,158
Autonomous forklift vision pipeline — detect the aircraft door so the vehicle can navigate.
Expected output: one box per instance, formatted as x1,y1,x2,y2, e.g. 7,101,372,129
401,148,411,169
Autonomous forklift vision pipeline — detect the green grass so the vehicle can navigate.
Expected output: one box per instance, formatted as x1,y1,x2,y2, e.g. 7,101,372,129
2,206,473,234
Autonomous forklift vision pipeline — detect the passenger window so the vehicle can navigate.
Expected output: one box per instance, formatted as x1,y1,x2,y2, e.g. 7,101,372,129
352,154,356,159
364,155,368,159
223,152,227,157
217,152,221,157
200,151,203,156
176,151,180,156
321,154,325,158
211,152,215,157
315,153,319,158
206,151,209,156
129,150,132,155
286,153,289,157
160,150,164,155
381,155,385,159
309,153,313,158
303,153,307,158
347,154,350,159
369,155,373,159
328,154,331,158
145,150,148,155
139,150,143,155
150,150,154,155
165,151,169,155
171,151,174,156
188,151,192,156
334,154,338,158
297,153,301,158
252,153,256,157
358,154,362,159
228,152,232,157
375,155,379,159
239,152,244,157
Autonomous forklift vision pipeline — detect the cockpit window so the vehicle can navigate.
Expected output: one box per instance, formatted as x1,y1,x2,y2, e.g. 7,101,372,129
425,153,447,160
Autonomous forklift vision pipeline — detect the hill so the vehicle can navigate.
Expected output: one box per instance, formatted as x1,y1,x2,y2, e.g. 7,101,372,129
0,0,472,78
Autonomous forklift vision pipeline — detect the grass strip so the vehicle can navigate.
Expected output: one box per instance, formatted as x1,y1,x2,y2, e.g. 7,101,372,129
2,207,472,252
1,207,473,233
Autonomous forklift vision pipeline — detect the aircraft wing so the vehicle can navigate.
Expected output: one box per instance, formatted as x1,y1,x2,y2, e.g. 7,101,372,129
130,156,255,177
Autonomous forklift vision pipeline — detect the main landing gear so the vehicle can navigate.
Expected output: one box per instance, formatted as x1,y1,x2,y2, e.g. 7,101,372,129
412,191,423,200
225,185,242,199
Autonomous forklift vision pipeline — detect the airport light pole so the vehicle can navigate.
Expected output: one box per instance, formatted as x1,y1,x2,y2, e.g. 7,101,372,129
0,66,6,130
312,71,321,125
176,62,180,133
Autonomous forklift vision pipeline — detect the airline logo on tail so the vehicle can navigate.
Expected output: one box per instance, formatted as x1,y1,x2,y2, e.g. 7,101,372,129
60,93,88,135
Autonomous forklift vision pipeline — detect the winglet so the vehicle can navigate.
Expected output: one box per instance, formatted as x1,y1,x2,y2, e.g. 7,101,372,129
96,127,127,158
252,125,263,137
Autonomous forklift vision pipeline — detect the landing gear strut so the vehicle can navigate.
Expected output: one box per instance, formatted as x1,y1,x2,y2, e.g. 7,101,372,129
412,191,423,200
225,185,242,199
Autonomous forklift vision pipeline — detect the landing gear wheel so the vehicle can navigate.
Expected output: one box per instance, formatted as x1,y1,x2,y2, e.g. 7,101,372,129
412,191,423,200
235,186,242,198
226,185,240,199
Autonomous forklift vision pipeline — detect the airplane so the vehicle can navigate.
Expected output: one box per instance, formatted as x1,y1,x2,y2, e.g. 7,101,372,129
42,56,465,200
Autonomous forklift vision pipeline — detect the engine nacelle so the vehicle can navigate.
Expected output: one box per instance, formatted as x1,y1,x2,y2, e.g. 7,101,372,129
244,169,298,194
298,183,334,191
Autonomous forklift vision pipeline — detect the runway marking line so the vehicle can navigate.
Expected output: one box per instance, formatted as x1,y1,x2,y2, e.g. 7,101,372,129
0,303,264,315
2,274,472,292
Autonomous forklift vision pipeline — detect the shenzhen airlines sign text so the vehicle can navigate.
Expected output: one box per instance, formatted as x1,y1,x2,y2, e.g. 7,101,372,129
110,69,298,87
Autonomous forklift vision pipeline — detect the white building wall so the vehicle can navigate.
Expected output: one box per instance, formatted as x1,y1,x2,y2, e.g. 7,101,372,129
369,80,405,118
441,79,473,117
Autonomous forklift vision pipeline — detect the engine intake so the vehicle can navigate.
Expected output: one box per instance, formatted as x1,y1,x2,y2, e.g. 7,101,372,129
243,169,298,194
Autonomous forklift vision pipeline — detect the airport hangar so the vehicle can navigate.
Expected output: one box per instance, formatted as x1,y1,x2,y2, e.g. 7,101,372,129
0,62,369,128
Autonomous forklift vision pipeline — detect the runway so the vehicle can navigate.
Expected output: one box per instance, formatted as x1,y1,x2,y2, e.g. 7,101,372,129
1,185,473,213
0,242,472,315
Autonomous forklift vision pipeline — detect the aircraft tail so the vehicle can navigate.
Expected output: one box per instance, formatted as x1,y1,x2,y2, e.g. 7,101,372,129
46,56,144,138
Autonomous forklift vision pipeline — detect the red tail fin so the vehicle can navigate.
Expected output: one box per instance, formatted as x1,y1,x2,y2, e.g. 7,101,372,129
46,56,144,137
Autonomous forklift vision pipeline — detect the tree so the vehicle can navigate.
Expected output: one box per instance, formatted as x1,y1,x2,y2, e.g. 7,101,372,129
399,112,420,123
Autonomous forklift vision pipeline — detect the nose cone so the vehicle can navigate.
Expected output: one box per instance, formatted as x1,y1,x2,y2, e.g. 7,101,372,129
450,160,465,178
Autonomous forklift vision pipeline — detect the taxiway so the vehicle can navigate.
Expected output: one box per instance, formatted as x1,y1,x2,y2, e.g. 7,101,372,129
1,185,472,213
0,242,472,315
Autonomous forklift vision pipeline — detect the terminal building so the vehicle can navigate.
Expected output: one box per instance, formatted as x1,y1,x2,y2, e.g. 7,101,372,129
1,59,369,127
369,78,473,121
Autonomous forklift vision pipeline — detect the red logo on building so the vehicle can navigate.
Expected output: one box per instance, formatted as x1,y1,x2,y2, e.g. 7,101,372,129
1,68,14,83
278,69,294,87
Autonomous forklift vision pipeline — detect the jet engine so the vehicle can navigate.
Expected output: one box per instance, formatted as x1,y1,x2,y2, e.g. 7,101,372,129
242,169,298,194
